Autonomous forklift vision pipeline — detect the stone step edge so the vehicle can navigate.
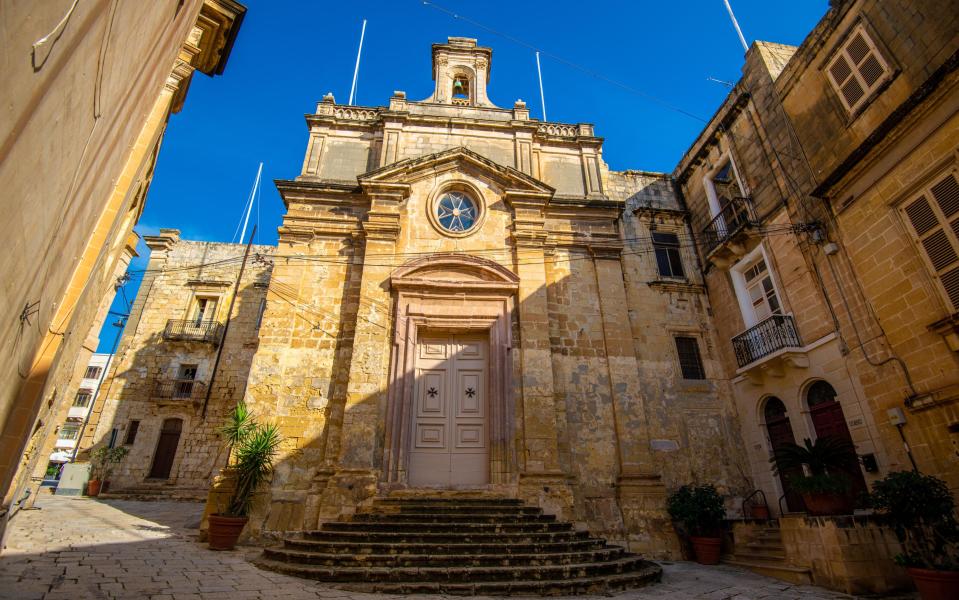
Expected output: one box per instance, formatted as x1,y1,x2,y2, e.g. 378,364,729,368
266,548,623,562
255,554,646,576
724,558,811,574
282,538,610,552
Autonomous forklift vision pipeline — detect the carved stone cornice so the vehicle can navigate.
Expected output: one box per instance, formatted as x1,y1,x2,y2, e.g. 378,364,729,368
589,244,624,260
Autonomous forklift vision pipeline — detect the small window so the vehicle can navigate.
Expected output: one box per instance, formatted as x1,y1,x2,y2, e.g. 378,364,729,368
255,298,267,329
84,366,102,379
192,297,218,324
73,390,93,407
108,428,119,448
59,424,81,440
124,421,140,445
901,172,959,311
652,232,685,278
675,336,706,380
827,25,890,113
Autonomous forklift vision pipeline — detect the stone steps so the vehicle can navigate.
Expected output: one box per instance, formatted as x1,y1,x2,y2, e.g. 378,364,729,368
263,546,625,567
282,537,609,555
254,495,662,595
724,523,811,585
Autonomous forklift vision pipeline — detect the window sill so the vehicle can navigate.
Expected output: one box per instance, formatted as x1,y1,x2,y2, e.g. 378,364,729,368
647,279,704,294
927,312,959,352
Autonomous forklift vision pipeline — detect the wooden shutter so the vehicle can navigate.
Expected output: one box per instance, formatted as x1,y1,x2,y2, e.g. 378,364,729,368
827,27,889,112
903,173,959,311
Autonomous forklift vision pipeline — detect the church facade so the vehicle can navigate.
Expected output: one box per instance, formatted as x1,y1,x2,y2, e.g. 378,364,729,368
210,37,748,555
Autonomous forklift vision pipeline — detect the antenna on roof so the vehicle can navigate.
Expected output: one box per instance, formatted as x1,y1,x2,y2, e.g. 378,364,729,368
535,51,547,121
235,162,262,245
723,0,750,53
348,19,367,105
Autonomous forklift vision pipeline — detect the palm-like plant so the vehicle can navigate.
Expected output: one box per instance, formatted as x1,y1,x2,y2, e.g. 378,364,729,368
771,436,858,497
220,403,282,518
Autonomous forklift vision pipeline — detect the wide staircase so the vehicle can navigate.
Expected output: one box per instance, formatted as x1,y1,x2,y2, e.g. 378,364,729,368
723,523,811,585
254,495,662,595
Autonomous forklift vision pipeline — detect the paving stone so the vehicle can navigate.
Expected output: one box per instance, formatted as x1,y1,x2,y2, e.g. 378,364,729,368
0,496,916,600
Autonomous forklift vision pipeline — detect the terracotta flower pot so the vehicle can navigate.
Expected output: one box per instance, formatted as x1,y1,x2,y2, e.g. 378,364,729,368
800,492,853,516
749,505,770,520
208,514,249,551
690,536,722,565
86,480,102,497
908,567,959,600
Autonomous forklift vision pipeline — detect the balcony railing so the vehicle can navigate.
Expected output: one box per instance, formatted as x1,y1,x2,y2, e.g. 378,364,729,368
163,319,222,344
702,196,753,255
732,314,802,368
152,378,207,401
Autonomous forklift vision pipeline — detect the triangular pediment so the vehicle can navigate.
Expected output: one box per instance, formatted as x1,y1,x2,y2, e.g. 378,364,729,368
358,146,554,195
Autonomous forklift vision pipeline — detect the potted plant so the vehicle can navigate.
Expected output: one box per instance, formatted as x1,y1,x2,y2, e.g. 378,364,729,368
208,402,282,551
870,471,959,600
667,484,726,564
87,446,129,497
770,436,857,516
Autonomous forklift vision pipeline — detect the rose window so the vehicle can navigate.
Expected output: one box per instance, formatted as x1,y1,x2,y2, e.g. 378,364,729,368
435,192,478,233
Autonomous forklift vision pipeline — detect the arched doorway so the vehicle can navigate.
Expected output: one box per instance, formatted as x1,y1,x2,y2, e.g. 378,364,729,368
764,397,804,512
806,381,867,504
148,418,183,479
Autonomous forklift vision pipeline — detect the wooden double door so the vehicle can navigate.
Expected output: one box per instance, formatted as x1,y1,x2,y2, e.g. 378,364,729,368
408,335,489,488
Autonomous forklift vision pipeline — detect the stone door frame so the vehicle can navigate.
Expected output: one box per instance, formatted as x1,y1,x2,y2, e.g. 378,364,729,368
382,254,519,490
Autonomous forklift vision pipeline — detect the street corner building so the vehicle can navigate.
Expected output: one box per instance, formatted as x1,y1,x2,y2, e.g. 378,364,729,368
96,37,752,558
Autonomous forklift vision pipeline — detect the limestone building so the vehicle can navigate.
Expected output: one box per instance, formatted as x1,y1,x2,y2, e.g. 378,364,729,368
0,0,246,538
675,0,959,524
198,36,749,556
88,231,273,497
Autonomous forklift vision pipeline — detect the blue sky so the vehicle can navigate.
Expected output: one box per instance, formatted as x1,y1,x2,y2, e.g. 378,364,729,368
98,0,828,351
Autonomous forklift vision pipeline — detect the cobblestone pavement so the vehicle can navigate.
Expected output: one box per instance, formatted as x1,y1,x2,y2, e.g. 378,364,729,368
0,495,907,600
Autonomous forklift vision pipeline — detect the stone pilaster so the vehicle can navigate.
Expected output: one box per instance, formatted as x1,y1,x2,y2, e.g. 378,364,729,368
510,192,574,520
592,246,680,559
318,182,408,518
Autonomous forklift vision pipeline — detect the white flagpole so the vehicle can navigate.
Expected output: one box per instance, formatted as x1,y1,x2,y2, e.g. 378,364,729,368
723,0,749,52
536,51,547,122
348,19,367,105
239,162,262,245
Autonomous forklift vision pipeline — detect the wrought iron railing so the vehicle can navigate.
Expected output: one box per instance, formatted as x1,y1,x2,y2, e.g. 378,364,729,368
702,196,753,254
163,319,222,344
732,314,802,368
152,378,207,401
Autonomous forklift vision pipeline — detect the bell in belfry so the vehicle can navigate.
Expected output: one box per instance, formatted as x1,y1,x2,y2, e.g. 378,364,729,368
453,77,467,96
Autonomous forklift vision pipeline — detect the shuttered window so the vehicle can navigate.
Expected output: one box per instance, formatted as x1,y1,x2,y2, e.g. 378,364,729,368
827,26,890,113
902,172,959,312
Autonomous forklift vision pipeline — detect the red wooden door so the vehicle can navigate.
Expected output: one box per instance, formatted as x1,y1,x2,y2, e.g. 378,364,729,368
807,381,867,505
148,418,182,479
764,398,804,512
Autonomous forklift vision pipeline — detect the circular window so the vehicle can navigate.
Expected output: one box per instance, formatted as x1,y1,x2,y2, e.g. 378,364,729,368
435,191,479,234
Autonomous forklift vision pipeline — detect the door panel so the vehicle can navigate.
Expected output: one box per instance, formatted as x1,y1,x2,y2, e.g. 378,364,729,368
148,418,182,479
408,335,489,488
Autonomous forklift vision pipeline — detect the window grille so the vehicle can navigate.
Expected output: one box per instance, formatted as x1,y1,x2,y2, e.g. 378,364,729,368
675,336,706,380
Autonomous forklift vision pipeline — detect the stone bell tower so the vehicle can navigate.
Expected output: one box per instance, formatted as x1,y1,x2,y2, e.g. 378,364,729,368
422,37,496,107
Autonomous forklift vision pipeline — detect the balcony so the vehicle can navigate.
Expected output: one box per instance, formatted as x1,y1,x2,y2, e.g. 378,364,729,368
701,196,758,267
732,314,803,369
152,378,207,402
163,319,223,344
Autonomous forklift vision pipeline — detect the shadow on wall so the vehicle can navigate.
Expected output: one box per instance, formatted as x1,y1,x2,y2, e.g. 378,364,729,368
85,278,267,494
188,250,750,551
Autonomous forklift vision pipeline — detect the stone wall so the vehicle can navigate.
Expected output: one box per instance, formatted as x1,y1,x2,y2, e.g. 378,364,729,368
87,232,271,495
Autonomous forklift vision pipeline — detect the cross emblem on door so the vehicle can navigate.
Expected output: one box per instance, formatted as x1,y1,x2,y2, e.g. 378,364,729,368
465,387,476,398
427,387,438,398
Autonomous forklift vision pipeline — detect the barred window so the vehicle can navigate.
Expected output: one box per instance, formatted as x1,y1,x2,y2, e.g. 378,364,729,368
901,172,959,311
675,336,706,380
653,232,685,278
827,25,890,113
